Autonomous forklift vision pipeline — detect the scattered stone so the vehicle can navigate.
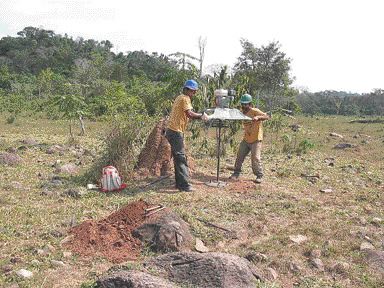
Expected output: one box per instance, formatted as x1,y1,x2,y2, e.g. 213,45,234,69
50,260,65,267
0,152,22,166
46,145,65,154
310,258,324,271
36,247,52,256
364,249,384,273
46,244,56,253
36,249,47,256
50,230,64,238
359,217,368,225
334,143,354,149
330,132,343,138
330,261,350,274
145,252,263,287
309,249,322,259
360,241,375,250
15,269,33,279
55,163,79,175
21,138,38,146
265,267,278,280
290,124,301,132
61,187,88,198
97,270,177,288
320,188,333,193
289,235,308,244
63,251,72,258
245,252,268,264
288,261,302,274
1,264,13,274
6,147,18,153
363,235,373,243
31,260,41,266
40,188,60,197
83,149,96,157
371,217,383,226
195,238,209,253
60,235,74,246
10,256,22,264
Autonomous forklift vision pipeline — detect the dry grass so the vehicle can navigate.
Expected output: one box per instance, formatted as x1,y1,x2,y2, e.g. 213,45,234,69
0,115,383,287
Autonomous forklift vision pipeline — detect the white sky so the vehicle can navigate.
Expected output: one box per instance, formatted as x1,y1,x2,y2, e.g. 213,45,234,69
0,0,383,93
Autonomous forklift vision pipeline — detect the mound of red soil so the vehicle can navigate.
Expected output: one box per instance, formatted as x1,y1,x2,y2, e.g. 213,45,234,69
136,118,172,177
136,118,195,178
64,200,152,263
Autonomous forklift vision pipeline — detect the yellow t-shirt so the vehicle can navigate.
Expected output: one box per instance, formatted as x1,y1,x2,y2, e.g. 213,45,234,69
167,94,193,133
243,107,267,143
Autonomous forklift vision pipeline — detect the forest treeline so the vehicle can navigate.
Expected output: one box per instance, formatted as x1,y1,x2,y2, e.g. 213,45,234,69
0,26,383,124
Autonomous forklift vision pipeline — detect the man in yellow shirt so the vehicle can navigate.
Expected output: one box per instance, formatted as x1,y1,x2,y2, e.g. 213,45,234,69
166,80,208,192
230,94,270,183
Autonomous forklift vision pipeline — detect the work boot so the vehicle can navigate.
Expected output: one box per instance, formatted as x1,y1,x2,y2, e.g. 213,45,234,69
255,177,262,184
229,173,240,180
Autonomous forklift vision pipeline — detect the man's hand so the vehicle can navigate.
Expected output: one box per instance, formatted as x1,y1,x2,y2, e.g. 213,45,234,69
201,112,209,122
252,116,260,122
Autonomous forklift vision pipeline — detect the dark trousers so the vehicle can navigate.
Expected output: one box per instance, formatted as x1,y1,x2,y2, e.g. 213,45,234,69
165,129,190,189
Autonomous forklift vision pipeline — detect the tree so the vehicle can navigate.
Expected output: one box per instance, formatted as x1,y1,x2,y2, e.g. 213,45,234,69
49,84,87,140
234,39,296,111
0,93,26,123
198,36,207,78
37,68,54,98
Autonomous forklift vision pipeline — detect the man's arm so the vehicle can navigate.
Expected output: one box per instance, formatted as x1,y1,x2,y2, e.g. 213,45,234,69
185,109,205,120
252,113,270,122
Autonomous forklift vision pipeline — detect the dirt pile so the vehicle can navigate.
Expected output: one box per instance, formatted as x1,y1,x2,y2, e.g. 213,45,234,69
136,118,172,177
64,200,152,263
136,118,195,177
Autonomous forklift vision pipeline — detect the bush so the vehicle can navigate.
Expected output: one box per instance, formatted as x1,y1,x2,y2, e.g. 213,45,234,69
85,113,157,182
297,139,315,154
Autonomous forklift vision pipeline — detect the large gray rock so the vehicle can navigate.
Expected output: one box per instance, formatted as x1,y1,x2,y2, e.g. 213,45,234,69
144,252,262,288
132,211,193,252
97,270,176,288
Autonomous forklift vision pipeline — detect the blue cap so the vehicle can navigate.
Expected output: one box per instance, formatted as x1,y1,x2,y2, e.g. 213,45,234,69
184,79,198,90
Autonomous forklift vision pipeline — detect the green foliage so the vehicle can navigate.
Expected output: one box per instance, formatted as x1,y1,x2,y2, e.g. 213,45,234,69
47,83,88,138
126,76,166,116
297,139,315,154
0,93,26,123
234,39,296,111
1,26,380,121
103,81,145,117
50,93,86,120
80,280,97,288
297,89,384,116
85,113,154,182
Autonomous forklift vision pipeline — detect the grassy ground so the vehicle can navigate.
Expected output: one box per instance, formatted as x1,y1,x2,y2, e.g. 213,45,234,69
0,114,383,288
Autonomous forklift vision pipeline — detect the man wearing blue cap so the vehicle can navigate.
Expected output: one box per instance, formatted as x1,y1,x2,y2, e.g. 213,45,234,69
166,80,208,192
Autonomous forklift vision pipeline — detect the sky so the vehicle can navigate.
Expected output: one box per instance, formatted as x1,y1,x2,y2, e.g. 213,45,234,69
0,0,383,93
